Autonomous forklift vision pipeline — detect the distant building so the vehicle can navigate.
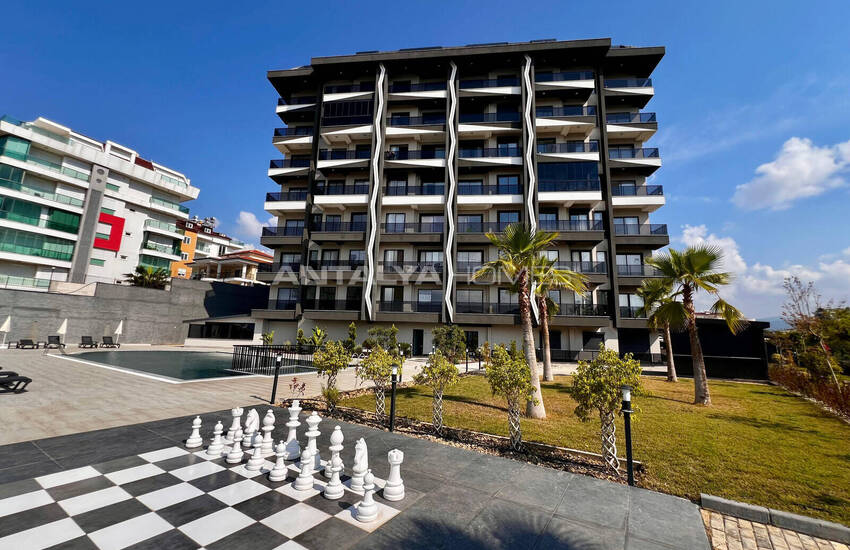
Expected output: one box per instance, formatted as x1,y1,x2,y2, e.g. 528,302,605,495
188,249,272,286
170,216,248,279
0,115,198,289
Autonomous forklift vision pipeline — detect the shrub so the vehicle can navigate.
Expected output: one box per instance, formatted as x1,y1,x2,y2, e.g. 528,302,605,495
313,341,351,409
769,363,850,417
309,326,328,348
261,331,274,345
357,346,401,419
432,325,467,364
484,342,535,449
413,351,459,433
364,325,400,354
296,328,306,347
343,322,357,353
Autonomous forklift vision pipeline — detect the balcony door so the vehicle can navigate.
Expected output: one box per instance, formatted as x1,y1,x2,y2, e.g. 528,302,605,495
457,289,484,313
350,212,367,231
386,213,406,233
458,214,483,233
384,249,403,269
381,286,403,310
498,288,518,314
458,250,483,272
349,249,365,268
419,214,443,232
614,216,640,235
572,250,591,272
497,211,519,231
324,214,341,232
318,287,336,309
617,253,643,276
418,250,443,270
345,286,362,310
321,249,339,269
417,289,442,312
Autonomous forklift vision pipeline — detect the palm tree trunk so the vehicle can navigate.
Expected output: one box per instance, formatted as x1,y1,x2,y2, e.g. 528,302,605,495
664,323,677,382
539,297,554,382
519,269,546,418
683,285,711,405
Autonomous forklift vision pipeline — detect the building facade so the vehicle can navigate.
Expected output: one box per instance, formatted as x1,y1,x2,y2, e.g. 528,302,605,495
0,115,199,289
189,249,272,286
256,38,668,357
171,216,248,279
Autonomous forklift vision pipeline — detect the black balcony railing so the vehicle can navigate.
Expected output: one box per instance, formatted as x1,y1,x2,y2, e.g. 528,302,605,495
311,221,367,232
270,159,310,169
266,299,298,310
535,105,597,117
383,184,444,196
273,127,314,137
535,71,594,82
388,81,447,92
313,182,369,195
606,112,657,124
378,301,442,313
321,115,374,127
385,150,445,160
303,299,361,311
619,306,646,318
318,149,371,160
379,261,443,273
324,83,375,94
386,115,446,126
262,226,304,237
458,147,522,158
458,182,520,195
609,148,660,159
616,264,663,277
611,184,663,196
381,222,443,234
538,179,601,192
266,191,308,201
613,223,668,236
554,261,607,274
458,112,521,123
459,78,520,88
537,141,599,154
534,349,601,362
307,259,365,270
278,96,317,106
604,78,653,88
457,221,513,233
258,262,301,273
555,303,610,316
538,220,604,232
455,302,487,313
456,262,485,273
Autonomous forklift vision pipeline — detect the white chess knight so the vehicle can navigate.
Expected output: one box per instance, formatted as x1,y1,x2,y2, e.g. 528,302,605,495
305,411,323,472
246,432,266,471
243,409,260,449
226,428,244,464
225,407,243,446
294,447,315,491
268,440,288,482
350,438,368,492
383,449,405,501
261,409,276,456
323,455,345,500
283,400,302,460
356,470,379,523
186,416,203,448
206,421,225,457
325,425,344,479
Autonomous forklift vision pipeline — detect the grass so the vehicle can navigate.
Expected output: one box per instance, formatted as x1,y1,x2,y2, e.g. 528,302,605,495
341,375,850,526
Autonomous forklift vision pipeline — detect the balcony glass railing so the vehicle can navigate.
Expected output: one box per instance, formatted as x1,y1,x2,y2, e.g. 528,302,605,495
0,176,85,207
458,182,520,195
311,221,367,232
267,299,298,310
606,112,657,124
555,303,610,316
142,241,180,256
258,262,301,273
535,71,594,82
24,155,90,181
318,150,371,160
303,299,361,311
380,222,443,234
554,261,607,274
384,150,445,160
270,159,311,169
324,83,375,94
604,78,653,88
619,306,646,318
307,259,365,270
158,173,188,191
537,142,599,154
456,262,485,273
273,127,314,137
266,190,309,201
459,78,520,88
379,261,443,273
0,241,73,262
616,264,663,277
321,115,374,127
388,82,446,92
0,211,79,234
278,96,317,106
149,197,190,214
383,183,444,196
458,147,521,158
538,220,604,232
613,223,668,236
0,274,51,289
535,106,596,118
262,226,304,237
611,184,663,196
457,221,512,233
608,148,660,159
538,179,601,192
378,301,442,313
144,219,179,234
459,112,521,123
313,183,369,195
386,115,446,127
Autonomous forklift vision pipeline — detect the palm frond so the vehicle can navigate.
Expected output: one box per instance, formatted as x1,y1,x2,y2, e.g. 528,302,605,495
711,298,747,334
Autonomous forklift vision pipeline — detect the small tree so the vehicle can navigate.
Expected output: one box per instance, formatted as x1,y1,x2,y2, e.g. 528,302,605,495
261,331,274,345
432,325,467,364
296,328,306,348
357,346,400,419
484,342,536,449
313,341,351,410
343,322,357,353
309,326,328,348
570,345,643,474
413,350,459,434
365,325,400,354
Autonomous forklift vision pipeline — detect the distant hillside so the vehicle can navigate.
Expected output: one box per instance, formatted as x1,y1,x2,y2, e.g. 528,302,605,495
758,316,789,330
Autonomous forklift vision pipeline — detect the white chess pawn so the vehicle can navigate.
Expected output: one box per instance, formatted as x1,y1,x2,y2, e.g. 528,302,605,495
226,428,244,464
225,407,243,446
325,426,344,479
350,438,368,492
293,447,315,491
268,440,288,482
261,409,276,456
283,400,301,460
186,416,203,448
246,432,265,471
383,449,405,501
323,455,344,500
356,470,378,522
305,411,323,472
206,421,225,457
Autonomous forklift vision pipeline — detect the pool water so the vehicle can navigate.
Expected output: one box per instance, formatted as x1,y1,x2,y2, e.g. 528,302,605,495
74,350,248,381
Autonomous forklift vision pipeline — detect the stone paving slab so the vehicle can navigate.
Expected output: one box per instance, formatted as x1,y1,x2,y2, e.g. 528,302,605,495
703,510,849,550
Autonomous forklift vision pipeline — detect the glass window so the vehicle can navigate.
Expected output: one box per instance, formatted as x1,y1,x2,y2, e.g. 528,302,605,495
388,179,407,195
537,105,554,117
349,249,365,264
542,250,558,261
350,212,367,230
538,161,598,182
384,249,403,264
183,236,192,244
419,214,443,232
382,286,402,302
90,258,105,267
418,289,441,302
181,253,189,261
457,289,483,303
497,175,519,194
459,180,483,195
498,211,519,225
418,250,443,263
458,214,483,232
324,215,341,231
458,250,483,264
386,213,405,232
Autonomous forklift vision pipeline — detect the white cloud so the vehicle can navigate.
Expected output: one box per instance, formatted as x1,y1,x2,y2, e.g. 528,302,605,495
234,211,275,243
732,137,850,211
676,224,850,317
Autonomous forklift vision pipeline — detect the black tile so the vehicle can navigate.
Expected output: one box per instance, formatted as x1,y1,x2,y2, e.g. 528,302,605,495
187,469,243,492
553,474,629,530
302,491,357,516
121,472,183,497
123,529,201,550
0,460,63,485
45,535,99,549
0,502,67,537
206,522,288,550
156,453,205,472
251,472,294,490
0,441,47,468
91,455,148,475
233,490,299,520
376,486,424,512
536,515,626,550
294,516,369,550
493,464,573,513
461,497,550,549
72,498,151,533
0,476,42,499
157,494,227,526
47,476,115,501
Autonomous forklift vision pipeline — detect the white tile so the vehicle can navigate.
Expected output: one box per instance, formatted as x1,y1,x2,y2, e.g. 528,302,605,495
192,449,224,460
137,482,203,511
36,466,100,489
0,517,84,550
138,447,188,463
261,502,330,538
58,486,131,516
88,512,172,550
178,507,254,546
170,461,224,481
273,541,310,550
343,476,385,494
104,463,164,486
208,479,269,506
0,489,54,518
275,481,321,501
335,501,400,532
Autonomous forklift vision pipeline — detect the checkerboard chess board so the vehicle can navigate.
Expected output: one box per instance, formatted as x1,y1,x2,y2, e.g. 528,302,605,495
0,445,407,550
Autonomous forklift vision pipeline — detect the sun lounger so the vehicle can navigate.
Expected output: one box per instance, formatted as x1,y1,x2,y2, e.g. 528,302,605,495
0,375,31,393
17,339,38,349
79,336,98,348
100,336,120,348
46,336,65,349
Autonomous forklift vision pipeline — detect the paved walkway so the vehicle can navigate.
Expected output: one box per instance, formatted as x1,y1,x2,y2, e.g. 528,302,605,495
702,510,849,550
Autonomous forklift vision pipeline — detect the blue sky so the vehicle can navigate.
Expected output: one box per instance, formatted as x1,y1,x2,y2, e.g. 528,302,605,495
2,0,849,317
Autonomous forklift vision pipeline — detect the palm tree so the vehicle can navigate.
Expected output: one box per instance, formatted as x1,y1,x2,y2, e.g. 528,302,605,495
646,245,745,405
529,256,588,381
637,278,680,382
124,266,169,289
473,223,558,419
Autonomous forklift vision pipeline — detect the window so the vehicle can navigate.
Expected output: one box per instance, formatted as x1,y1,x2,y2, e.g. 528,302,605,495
355,144,371,159
183,236,192,244
614,181,636,195
619,293,644,317
187,322,255,340
105,183,120,192
318,287,336,307
458,180,483,195
181,253,189,261
457,250,483,265
417,290,441,311
95,232,110,240
100,207,115,215
538,161,598,183
498,288,518,313
177,268,187,277
418,250,443,264
496,140,520,156
498,211,519,230
497,175,519,194
277,288,299,304
350,212,367,230
324,215,341,231
385,213,406,232
614,216,640,235
349,249,365,265
384,249,403,265
542,250,558,261
458,214,483,232
89,258,105,267
539,209,558,230
280,253,300,264
381,286,403,303
419,214,443,232
617,254,643,276
537,105,554,117
321,249,339,262
284,219,304,235
388,179,407,196
457,289,483,303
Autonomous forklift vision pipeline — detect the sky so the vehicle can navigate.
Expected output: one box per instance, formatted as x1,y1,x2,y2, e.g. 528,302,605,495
1,0,849,319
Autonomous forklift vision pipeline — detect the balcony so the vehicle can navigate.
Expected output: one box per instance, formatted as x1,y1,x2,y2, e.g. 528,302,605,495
609,148,659,160
612,184,663,196
318,150,371,161
383,183,444,196
458,147,522,168
384,150,445,160
378,300,442,313
536,106,596,118
459,112,521,124
603,78,654,108
260,225,304,246
380,221,442,243
268,159,310,180
267,299,298,310
386,115,446,127
0,274,51,291
456,262,485,273
606,112,656,124
536,71,594,83
311,221,366,233
252,297,300,320
258,262,301,273
324,83,375,94
266,190,308,201
539,219,604,232
379,261,443,273
459,78,520,89
274,127,314,137
306,259,365,271
537,142,599,154
458,182,520,195
554,261,607,275
321,115,374,127
538,179,601,192
555,303,609,317
604,78,653,88
617,264,663,277
608,148,661,174
303,299,361,312
149,197,189,215
0,239,73,263
613,223,669,249
278,97,317,106
619,305,646,319
457,221,511,234
0,211,79,235
0,175,84,209
313,182,369,196
388,82,446,93
142,241,181,257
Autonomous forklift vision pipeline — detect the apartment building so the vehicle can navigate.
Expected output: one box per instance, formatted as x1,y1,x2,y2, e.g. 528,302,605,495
189,249,272,286
171,216,248,279
256,38,668,357
0,115,199,289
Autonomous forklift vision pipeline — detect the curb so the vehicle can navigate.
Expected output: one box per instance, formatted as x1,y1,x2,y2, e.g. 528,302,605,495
700,494,850,544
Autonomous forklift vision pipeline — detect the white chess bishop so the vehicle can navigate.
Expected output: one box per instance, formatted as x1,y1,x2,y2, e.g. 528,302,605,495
260,409,276,456
325,426,344,479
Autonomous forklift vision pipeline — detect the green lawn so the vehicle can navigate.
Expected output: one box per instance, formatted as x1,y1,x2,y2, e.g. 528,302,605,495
341,376,850,525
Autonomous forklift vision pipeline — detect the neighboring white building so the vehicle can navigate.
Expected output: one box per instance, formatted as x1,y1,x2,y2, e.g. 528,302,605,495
0,115,199,289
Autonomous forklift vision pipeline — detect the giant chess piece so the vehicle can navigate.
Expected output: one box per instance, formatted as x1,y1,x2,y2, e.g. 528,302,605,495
226,428,244,464
268,440,288,482
243,409,260,450
350,438,368,492
283,400,302,460
356,470,378,523
383,449,405,501
293,447,315,491
261,409,276,456
206,421,225,458
305,411,323,472
246,432,265,471
323,455,344,500
186,416,203,448
325,426,344,479
225,407,243,447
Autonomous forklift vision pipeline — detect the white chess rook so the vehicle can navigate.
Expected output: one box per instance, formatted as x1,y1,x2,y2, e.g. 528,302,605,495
383,449,405,501
323,455,345,500
243,409,260,449
226,428,244,464
206,421,225,457
356,470,378,523
283,400,302,460
225,407,243,446
305,411,323,472
246,432,265,471
350,438,368,492
294,447,315,491
261,409,276,456
325,425,344,479
268,440,288,482
186,416,203,448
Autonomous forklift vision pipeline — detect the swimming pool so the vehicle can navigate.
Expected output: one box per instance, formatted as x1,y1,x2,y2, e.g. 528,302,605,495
73,350,249,381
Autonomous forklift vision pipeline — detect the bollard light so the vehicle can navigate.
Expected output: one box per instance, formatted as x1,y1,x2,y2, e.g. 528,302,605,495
621,384,635,486
270,354,283,405
389,364,399,432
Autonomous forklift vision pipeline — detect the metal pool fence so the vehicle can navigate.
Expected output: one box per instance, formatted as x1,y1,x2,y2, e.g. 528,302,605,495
231,345,317,375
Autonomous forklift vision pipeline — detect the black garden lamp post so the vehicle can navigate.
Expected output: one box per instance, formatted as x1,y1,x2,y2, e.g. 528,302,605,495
270,354,283,405
389,364,399,432
621,385,635,486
